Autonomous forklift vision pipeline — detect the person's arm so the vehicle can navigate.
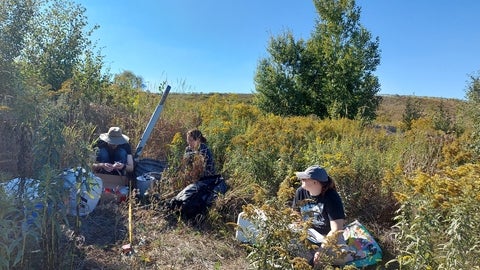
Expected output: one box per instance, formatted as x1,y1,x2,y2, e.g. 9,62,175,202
92,162,114,172
316,218,352,265
125,154,134,173
328,219,345,234
202,145,215,175
92,162,103,172
325,190,346,236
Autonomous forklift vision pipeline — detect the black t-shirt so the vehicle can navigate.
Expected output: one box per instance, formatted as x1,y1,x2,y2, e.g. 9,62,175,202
292,187,346,235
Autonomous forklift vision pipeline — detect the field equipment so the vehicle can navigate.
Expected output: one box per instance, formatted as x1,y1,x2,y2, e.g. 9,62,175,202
63,168,103,216
132,85,170,198
134,85,171,161
126,85,171,256
235,215,383,267
2,167,103,219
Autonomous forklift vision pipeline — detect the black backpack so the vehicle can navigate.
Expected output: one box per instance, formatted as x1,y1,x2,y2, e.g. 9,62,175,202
169,174,227,219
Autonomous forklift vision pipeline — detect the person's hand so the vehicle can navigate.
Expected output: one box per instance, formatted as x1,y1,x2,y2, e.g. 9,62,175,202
103,162,114,172
313,250,322,265
112,162,124,170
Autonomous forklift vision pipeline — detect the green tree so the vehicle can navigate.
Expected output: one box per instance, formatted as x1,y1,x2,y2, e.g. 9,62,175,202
18,0,96,91
402,96,422,131
3,0,105,176
432,101,452,133
0,0,34,98
466,72,480,157
106,70,146,113
254,0,381,120
70,48,110,104
113,70,145,90
254,32,313,116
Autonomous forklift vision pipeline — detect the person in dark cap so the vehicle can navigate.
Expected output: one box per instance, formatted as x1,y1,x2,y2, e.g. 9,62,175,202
292,165,351,266
92,127,133,175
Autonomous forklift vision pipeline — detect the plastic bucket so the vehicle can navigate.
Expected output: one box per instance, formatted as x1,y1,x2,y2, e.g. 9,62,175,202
136,172,161,196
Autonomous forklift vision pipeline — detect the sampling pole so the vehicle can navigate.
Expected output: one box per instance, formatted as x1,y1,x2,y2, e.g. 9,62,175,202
123,85,170,256
133,85,171,161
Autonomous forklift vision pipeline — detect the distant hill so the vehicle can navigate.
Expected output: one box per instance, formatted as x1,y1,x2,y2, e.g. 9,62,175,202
220,93,468,125
177,92,468,125
376,94,467,124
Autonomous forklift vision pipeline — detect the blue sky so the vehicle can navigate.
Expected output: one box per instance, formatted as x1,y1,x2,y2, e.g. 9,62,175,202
82,0,480,100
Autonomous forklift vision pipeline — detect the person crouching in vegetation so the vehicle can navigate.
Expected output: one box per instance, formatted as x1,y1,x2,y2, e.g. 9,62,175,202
167,129,227,220
292,165,352,266
92,127,134,175
184,128,216,178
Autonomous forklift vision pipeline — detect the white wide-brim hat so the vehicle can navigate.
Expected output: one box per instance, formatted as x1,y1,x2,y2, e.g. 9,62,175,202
99,127,129,145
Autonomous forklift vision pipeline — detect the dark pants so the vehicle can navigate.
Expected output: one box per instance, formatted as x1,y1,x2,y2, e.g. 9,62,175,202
96,147,128,175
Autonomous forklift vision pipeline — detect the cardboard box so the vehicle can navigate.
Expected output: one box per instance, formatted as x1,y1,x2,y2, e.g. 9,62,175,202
95,173,128,189
95,173,129,202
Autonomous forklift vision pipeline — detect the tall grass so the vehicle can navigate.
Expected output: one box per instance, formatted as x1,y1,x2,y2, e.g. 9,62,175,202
2,90,477,269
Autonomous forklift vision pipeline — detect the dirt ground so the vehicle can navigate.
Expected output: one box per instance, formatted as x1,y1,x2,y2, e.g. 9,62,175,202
63,194,249,270
64,198,130,269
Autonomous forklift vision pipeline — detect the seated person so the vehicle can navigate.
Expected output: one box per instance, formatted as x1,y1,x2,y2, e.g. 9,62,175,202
184,129,216,178
92,127,133,175
292,165,353,266
167,129,225,219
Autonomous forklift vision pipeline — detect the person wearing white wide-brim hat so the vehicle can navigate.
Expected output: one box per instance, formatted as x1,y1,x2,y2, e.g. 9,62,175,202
92,127,134,175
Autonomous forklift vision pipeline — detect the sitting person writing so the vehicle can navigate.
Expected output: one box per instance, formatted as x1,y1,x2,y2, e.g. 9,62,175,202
92,127,134,175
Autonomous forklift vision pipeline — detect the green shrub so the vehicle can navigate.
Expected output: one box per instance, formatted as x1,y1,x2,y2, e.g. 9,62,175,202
390,164,480,269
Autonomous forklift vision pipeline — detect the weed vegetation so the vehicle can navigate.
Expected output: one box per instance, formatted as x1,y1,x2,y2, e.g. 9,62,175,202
1,92,477,270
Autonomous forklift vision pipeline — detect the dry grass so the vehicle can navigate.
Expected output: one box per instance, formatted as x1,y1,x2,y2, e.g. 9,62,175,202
67,196,249,270
0,94,467,269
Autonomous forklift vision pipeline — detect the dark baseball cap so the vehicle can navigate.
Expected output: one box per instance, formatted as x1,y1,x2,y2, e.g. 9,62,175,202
295,165,328,182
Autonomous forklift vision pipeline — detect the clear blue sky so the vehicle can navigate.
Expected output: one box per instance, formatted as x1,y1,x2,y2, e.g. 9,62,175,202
82,0,480,100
